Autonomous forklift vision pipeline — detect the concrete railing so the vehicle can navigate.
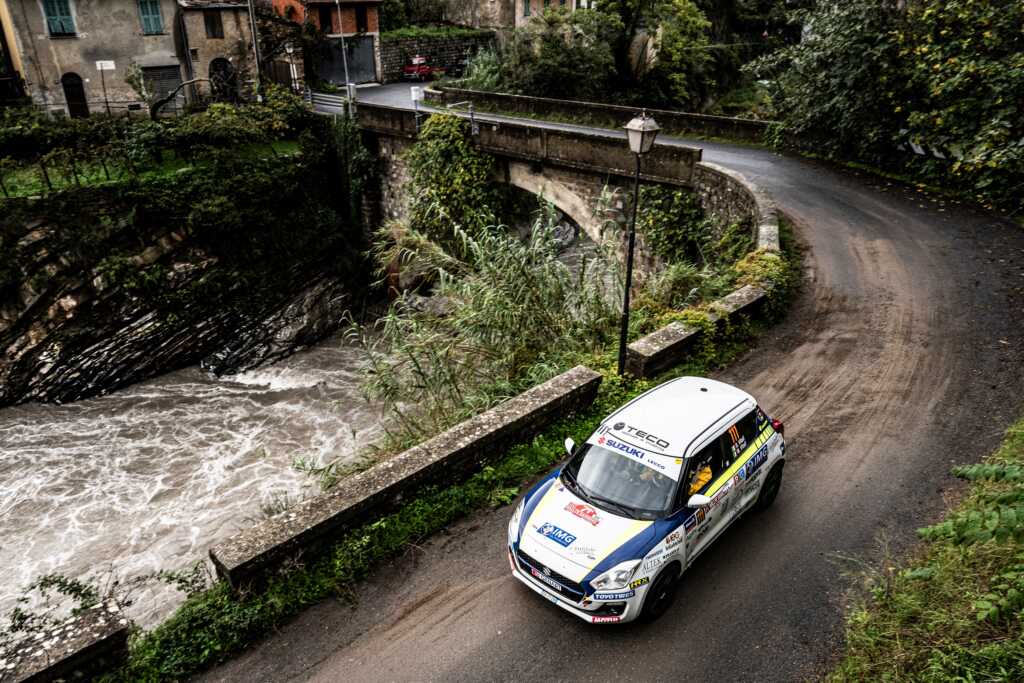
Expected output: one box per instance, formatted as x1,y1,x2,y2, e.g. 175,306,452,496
357,103,703,187
210,365,603,588
425,85,775,142
4,603,129,683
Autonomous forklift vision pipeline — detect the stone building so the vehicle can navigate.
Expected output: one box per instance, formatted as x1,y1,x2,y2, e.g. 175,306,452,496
444,0,591,30
177,0,259,99
0,0,184,114
271,0,382,84
0,0,261,116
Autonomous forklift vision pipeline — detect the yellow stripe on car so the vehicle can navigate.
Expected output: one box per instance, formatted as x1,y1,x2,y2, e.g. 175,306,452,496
703,425,774,497
585,519,652,571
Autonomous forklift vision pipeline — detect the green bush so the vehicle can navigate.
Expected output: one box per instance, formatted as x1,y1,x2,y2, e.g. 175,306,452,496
502,9,621,102
830,419,1024,681
752,0,1024,210
404,114,500,246
381,26,492,41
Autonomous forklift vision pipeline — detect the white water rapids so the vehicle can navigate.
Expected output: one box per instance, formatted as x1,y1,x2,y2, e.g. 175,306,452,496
0,338,381,627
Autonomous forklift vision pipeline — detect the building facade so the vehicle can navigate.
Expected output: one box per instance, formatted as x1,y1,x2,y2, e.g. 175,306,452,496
271,0,381,84
178,0,259,99
0,0,261,116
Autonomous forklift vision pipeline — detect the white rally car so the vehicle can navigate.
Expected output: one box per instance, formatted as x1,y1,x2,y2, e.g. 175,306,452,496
507,376,785,624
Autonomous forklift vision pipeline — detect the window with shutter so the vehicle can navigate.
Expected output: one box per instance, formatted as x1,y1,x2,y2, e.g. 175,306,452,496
138,0,163,34
43,0,75,36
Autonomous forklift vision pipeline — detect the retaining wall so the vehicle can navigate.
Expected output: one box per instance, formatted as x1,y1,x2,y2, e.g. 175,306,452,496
425,85,774,142
5,603,128,683
380,33,495,83
210,365,603,588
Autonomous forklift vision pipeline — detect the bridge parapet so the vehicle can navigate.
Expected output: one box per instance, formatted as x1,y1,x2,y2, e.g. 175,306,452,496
356,103,702,186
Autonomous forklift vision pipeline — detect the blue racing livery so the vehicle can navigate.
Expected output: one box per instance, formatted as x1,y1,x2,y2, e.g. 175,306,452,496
537,522,577,547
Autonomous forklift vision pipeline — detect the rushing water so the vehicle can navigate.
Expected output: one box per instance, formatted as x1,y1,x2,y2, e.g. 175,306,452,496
0,338,381,627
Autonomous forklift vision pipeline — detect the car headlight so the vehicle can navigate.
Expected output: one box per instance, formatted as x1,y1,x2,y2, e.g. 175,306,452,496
508,498,525,541
590,560,642,591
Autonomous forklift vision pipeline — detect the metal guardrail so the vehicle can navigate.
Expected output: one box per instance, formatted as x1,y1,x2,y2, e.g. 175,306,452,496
305,89,350,116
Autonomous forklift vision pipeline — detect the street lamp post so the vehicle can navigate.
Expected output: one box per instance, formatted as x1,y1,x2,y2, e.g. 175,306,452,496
617,110,660,376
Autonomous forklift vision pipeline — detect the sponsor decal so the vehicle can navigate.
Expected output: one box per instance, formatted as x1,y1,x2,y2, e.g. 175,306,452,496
530,566,564,592
593,590,635,600
643,556,662,572
665,531,682,546
743,444,770,479
592,616,621,623
537,522,576,547
629,577,650,589
707,482,733,511
565,502,601,526
611,422,671,450
647,547,664,558
684,507,709,537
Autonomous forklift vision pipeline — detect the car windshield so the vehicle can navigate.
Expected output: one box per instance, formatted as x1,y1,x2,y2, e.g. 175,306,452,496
562,443,678,519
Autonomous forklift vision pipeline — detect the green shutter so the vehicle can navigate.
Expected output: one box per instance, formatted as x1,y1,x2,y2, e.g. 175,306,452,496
43,0,75,35
139,0,163,34
524,0,530,16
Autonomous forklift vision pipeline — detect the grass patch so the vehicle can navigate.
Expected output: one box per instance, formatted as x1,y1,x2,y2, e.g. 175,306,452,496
829,417,1024,682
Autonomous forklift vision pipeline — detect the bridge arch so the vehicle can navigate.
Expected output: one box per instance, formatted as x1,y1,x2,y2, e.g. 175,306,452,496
502,160,622,249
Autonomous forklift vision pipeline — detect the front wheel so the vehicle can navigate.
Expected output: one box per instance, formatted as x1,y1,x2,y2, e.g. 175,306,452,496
640,566,680,622
754,462,784,512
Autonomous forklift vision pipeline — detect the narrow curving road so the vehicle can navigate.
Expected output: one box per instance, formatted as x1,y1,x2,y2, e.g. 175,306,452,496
202,85,1024,682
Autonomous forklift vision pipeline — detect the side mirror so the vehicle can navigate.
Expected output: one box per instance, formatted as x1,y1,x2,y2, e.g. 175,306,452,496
687,494,711,508
564,437,575,456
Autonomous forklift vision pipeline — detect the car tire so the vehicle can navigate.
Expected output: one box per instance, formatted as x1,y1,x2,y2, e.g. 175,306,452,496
754,462,784,512
639,566,680,623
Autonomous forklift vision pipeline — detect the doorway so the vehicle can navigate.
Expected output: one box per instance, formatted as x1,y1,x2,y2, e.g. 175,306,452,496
61,72,88,118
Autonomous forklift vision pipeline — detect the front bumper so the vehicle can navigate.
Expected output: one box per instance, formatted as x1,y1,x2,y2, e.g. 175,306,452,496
509,547,642,624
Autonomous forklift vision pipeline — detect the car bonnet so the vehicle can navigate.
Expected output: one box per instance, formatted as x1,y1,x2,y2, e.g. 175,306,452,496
519,480,654,584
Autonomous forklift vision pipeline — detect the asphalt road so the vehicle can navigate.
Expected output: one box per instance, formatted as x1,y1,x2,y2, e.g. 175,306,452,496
202,84,1024,682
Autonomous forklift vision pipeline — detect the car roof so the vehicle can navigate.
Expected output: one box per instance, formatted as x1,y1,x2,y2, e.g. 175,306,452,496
600,377,756,459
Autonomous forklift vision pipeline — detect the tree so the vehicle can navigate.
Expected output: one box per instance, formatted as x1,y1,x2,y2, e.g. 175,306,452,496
749,1,906,160
502,8,621,102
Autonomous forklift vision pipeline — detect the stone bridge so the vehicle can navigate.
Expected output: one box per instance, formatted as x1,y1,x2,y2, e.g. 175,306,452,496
356,103,773,271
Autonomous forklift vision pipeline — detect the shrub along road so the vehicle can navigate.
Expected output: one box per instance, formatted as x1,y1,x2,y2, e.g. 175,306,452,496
201,85,1024,682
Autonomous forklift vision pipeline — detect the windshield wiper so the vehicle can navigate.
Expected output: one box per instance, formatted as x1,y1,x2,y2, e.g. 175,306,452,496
585,492,640,519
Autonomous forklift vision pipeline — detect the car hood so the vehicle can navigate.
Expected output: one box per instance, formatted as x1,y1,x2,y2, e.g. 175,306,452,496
519,480,653,584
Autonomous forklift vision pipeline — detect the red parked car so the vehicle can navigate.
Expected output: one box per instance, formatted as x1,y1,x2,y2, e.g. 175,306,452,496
402,55,442,82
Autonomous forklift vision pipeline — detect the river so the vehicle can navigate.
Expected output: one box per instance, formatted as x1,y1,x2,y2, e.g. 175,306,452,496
0,338,381,627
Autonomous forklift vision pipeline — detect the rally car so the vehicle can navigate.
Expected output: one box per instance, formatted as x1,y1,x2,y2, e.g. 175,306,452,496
507,376,785,624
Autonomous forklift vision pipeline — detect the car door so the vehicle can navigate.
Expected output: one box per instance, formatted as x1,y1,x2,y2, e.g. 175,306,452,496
734,408,771,510
681,438,727,561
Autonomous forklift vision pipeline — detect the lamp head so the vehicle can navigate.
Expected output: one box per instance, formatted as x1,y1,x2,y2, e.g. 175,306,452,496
625,110,660,155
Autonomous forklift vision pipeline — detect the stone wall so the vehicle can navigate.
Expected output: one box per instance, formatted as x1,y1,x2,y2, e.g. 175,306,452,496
693,161,780,249
380,32,495,83
427,85,774,142
5,602,129,683
443,0,516,30
210,365,603,588
625,164,781,378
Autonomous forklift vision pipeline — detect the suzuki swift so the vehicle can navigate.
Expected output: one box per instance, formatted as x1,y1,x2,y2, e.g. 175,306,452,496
507,376,785,624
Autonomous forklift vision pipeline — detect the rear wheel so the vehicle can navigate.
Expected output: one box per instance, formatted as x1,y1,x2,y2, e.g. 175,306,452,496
640,566,680,622
754,463,784,511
